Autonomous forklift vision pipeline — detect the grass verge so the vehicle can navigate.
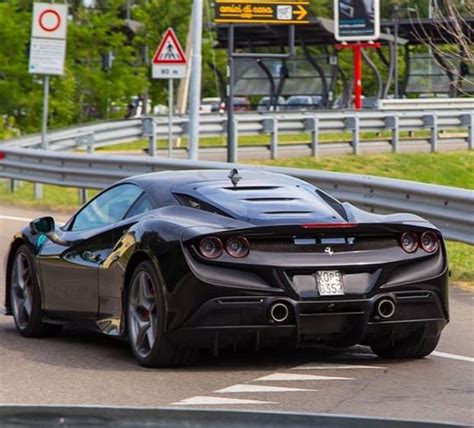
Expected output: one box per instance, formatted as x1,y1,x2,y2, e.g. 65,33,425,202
253,152,474,189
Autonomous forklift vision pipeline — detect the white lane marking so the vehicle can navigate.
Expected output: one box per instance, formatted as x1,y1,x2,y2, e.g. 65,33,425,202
432,351,474,363
255,373,353,381
292,364,387,370
0,215,33,222
171,396,274,405
215,384,317,393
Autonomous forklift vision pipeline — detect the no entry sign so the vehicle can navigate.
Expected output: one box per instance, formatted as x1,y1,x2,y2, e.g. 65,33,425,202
32,3,68,40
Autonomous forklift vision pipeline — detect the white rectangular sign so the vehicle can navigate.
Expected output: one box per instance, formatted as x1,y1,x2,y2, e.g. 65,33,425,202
29,38,66,75
32,3,68,40
152,65,186,79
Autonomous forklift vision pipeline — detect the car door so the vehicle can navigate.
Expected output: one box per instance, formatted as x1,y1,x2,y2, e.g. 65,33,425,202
39,183,145,317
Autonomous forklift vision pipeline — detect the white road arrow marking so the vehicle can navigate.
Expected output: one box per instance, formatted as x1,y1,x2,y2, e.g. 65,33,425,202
255,373,353,382
215,384,318,393
171,396,274,405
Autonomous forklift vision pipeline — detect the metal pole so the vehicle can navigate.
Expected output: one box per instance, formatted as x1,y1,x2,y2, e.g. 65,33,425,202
35,74,50,199
188,0,203,161
168,78,174,157
227,24,236,163
41,75,50,150
354,46,362,110
393,6,399,99
126,0,131,20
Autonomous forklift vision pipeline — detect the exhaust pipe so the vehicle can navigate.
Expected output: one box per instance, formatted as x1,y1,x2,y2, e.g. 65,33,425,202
376,298,396,319
269,303,289,323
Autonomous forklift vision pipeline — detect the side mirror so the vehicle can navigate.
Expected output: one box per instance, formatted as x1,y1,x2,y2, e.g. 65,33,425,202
30,217,55,235
30,216,73,246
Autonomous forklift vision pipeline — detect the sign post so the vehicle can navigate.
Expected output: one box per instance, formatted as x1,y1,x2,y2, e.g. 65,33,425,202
215,0,310,162
152,28,187,157
29,2,68,198
334,0,380,110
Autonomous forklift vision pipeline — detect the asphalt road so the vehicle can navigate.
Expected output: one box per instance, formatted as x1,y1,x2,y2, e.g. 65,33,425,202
0,205,472,426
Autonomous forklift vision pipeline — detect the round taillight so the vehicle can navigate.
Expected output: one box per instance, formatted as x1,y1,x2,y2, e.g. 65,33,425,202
400,232,418,253
199,237,223,259
420,231,439,253
226,236,250,258
0,151,5,160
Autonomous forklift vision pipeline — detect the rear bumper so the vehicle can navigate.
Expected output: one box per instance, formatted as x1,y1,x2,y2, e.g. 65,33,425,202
168,289,448,349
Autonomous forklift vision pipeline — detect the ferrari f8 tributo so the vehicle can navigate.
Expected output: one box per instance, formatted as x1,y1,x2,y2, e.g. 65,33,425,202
4,169,449,367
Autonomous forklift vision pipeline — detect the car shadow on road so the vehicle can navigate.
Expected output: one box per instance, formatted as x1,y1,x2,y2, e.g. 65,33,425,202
0,321,398,374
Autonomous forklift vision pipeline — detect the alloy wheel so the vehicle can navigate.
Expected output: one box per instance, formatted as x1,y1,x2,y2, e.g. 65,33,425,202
11,252,34,330
128,271,158,359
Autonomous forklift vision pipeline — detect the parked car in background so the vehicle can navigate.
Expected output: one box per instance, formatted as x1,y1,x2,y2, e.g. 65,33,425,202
362,97,379,109
285,95,322,111
257,96,286,112
219,97,252,112
200,97,225,114
231,97,251,112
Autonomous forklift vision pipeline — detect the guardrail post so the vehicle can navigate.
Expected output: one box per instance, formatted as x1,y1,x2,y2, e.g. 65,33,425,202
76,132,95,153
385,115,399,153
9,179,17,193
34,183,43,199
142,117,156,157
304,117,319,157
461,113,474,150
345,116,360,155
263,118,278,159
424,114,438,152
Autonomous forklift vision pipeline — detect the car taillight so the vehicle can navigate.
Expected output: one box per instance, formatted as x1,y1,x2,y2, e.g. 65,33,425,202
420,231,439,253
199,237,223,259
226,236,250,258
400,232,418,253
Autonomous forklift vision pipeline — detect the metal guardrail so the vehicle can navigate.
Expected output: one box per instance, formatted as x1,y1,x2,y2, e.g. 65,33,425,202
0,406,466,428
379,98,474,111
0,147,472,244
2,110,473,160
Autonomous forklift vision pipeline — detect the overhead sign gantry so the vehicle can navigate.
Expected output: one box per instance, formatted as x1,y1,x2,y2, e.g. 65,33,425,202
215,1,311,162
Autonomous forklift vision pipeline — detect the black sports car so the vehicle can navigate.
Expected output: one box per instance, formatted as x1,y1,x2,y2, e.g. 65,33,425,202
4,169,449,367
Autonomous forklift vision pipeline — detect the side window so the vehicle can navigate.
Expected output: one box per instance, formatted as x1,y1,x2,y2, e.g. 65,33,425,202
125,195,154,219
71,184,143,231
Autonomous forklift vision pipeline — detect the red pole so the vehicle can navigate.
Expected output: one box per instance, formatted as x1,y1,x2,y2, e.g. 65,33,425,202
353,45,362,110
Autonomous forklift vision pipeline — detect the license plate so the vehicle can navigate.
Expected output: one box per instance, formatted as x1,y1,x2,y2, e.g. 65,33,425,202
316,271,344,296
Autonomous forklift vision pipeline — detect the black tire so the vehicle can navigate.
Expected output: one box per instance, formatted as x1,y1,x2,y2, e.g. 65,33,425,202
127,260,198,368
9,245,62,338
370,330,440,359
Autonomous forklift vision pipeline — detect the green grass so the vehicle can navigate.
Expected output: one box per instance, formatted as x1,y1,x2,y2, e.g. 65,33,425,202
254,152,474,189
0,181,97,212
446,242,474,283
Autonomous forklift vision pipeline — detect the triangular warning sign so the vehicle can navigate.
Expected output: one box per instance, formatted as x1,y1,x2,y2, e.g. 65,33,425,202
152,28,186,65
